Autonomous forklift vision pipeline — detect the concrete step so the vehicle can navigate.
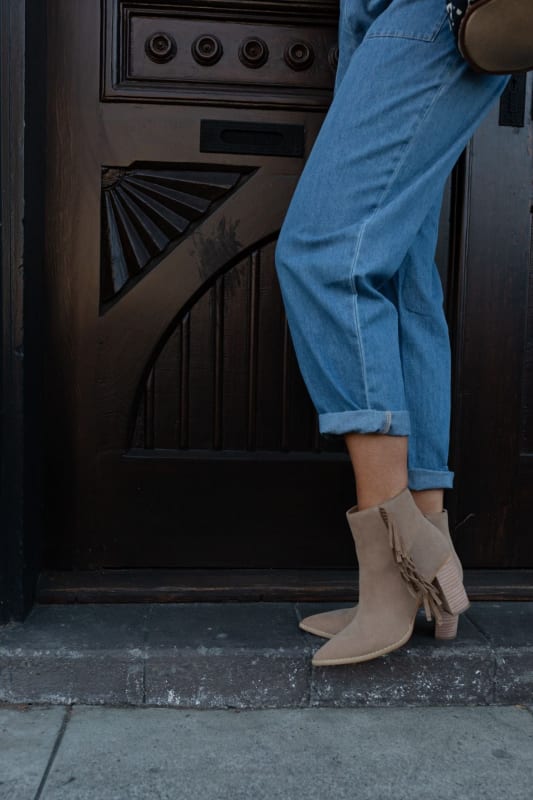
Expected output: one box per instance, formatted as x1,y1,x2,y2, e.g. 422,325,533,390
0,602,532,708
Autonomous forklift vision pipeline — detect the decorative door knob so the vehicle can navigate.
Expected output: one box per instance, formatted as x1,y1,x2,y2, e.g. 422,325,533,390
328,43,339,71
145,32,177,63
285,41,314,71
192,34,223,66
239,37,269,68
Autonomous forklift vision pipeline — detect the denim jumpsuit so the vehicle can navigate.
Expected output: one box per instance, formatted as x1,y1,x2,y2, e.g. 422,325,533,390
274,0,510,491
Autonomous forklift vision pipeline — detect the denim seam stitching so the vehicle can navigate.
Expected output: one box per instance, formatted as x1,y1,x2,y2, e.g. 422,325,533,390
366,30,438,43
365,10,449,44
409,467,454,474
319,409,409,435
341,0,348,28
350,224,371,408
347,45,458,323
346,48,457,420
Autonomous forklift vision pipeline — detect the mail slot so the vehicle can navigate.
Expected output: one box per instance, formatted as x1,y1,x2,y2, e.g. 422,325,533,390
200,119,305,157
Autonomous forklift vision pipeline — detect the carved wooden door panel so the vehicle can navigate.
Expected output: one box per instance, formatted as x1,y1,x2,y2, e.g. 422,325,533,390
44,0,360,569
43,0,533,575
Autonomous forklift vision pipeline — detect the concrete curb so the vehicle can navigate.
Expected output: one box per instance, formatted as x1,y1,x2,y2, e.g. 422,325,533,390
0,602,532,708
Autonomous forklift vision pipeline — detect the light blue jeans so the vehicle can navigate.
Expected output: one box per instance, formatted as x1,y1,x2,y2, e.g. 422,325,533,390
274,0,510,491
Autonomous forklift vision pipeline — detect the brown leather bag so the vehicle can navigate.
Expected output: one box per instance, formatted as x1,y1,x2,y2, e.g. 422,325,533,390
453,0,533,74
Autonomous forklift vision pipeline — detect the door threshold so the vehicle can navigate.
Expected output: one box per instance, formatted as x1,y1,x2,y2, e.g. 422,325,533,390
36,568,533,603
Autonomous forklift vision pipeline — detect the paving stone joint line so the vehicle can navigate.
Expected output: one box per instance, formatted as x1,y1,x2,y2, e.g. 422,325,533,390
33,704,72,800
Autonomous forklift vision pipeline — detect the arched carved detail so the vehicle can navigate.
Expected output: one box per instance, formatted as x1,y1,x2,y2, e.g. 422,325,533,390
130,240,345,455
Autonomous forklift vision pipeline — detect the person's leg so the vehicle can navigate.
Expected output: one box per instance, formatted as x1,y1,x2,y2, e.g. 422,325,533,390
397,191,453,497
275,0,509,495
344,433,407,509
302,197,453,639
336,3,449,515
275,0,510,662
387,190,452,513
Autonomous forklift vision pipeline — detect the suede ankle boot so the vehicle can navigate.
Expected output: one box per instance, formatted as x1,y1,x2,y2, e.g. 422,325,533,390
311,487,469,666
299,508,463,641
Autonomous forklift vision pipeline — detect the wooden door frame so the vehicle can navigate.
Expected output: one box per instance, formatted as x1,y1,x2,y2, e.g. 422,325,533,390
0,0,46,622
1,3,531,621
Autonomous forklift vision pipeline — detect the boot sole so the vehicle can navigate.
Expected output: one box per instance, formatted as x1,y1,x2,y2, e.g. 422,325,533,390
299,622,337,638
304,609,461,642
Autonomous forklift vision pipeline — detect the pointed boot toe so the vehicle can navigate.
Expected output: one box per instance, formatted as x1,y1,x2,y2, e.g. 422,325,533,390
299,606,356,638
311,611,415,666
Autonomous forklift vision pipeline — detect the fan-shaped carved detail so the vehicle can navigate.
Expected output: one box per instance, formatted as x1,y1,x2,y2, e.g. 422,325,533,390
100,164,248,305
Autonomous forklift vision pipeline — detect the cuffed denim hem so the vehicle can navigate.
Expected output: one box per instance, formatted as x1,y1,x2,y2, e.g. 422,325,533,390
408,467,454,491
319,409,411,437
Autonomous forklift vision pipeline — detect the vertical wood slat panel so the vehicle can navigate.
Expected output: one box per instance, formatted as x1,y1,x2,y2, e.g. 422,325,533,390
286,331,320,451
247,251,260,450
153,328,180,448
520,221,533,455
187,288,215,448
252,240,285,450
144,368,155,449
213,274,224,449
221,258,250,449
179,312,190,449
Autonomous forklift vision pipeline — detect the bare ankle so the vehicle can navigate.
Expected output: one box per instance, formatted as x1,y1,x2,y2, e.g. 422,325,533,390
357,484,408,511
344,433,409,512
411,489,444,515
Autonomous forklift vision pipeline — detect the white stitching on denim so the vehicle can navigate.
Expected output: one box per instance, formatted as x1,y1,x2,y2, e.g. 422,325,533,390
351,261,370,408
365,8,449,43
382,411,392,434
346,49,458,414
341,0,349,28
347,48,458,290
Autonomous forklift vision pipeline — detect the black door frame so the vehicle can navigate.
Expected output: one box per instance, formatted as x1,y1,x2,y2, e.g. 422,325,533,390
0,0,46,623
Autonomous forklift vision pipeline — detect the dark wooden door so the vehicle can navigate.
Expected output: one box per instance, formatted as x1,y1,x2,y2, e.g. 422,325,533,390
43,0,533,574
44,0,355,570
447,74,533,570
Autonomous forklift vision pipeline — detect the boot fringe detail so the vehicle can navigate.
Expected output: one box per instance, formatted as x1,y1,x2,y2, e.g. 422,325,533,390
379,507,444,624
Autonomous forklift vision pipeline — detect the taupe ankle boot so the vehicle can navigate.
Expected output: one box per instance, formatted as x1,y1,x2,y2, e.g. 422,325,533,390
299,508,463,641
311,487,469,666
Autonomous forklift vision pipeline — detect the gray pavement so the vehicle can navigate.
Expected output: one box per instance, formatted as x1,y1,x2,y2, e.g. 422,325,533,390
1,703,533,800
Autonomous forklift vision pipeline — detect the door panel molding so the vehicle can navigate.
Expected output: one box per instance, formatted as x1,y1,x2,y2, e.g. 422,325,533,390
102,0,339,109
